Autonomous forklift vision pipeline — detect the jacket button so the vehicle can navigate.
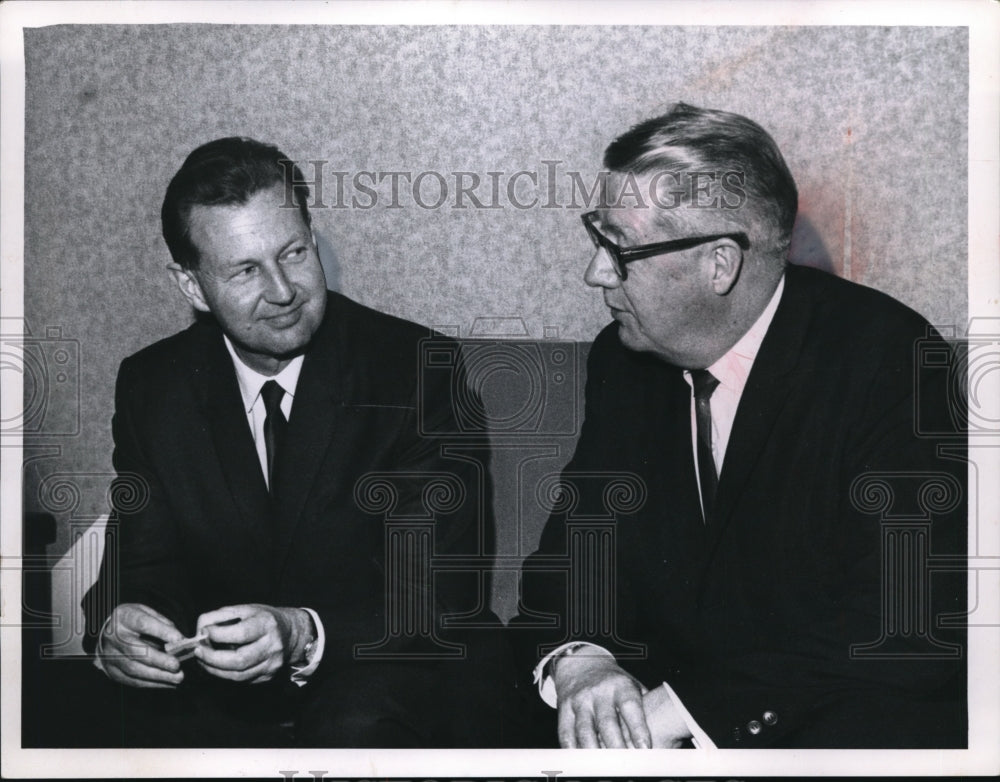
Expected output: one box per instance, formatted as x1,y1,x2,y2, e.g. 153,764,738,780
763,710,778,726
747,719,763,735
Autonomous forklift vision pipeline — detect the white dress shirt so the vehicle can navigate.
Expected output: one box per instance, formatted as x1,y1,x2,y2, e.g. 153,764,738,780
222,336,303,490
533,275,786,747
683,274,785,516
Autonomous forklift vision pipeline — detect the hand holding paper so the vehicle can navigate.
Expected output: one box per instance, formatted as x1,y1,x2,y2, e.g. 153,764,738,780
96,603,186,689
193,604,312,684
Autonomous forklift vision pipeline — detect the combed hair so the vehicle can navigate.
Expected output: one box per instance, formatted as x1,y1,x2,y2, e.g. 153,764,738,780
604,103,798,256
161,137,312,269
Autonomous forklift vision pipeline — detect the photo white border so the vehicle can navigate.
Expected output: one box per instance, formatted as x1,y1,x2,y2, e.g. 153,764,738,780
2,1,998,777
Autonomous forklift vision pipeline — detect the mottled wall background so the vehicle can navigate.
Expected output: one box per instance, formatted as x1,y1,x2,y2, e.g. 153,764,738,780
23,25,968,615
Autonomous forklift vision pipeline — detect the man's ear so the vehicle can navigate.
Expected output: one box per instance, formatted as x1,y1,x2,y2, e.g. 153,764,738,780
709,240,744,295
168,264,211,313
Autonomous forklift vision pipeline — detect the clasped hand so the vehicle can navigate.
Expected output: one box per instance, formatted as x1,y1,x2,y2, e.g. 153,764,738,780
98,602,310,688
97,603,186,688
193,603,310,683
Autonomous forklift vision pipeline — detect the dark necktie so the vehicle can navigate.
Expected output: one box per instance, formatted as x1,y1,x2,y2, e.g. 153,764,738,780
691,369,720,522
261,380,287,495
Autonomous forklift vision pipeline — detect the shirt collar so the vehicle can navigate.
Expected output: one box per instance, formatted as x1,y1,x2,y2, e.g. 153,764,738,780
223,335,305,414
701,273,785,393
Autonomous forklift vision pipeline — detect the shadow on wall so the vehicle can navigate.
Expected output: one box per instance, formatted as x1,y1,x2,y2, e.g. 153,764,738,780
316,230,341,292
788,214,836,275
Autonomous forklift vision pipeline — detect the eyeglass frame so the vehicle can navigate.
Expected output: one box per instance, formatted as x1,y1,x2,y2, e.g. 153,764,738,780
581,210,750,281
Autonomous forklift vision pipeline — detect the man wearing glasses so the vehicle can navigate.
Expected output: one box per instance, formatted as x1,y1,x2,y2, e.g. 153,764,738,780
518,104,966,748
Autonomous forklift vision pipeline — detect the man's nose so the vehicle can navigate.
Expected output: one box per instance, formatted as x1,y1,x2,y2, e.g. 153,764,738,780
584,247,621,289
262,263,295,303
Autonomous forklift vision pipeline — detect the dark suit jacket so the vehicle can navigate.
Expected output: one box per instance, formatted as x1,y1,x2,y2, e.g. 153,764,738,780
84,291,493,679
519,265,966,748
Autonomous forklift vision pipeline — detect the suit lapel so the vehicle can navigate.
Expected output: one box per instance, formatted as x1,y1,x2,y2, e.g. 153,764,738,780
620,354,708,578
271,299,345,572
193,323,274,556
659,367,710,539
710,268,812,534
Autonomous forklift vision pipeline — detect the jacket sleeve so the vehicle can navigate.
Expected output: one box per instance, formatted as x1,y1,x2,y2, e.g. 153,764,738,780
81,356,196,652
513,328,642,671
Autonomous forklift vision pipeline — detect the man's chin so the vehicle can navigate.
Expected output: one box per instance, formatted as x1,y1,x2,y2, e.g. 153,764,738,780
230,322,320,372
615,323,671,361
263,329,315,361
261,309,324,354
614,321,644,352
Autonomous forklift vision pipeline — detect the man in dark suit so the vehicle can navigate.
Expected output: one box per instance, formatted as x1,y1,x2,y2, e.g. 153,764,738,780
83,137,508,747
518,104,966,748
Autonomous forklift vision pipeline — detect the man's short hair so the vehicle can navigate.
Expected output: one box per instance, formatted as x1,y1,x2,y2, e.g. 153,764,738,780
604,103,798,257
161,137,312,270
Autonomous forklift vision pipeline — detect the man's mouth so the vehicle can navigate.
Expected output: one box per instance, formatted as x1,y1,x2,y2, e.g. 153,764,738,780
263,304,303,327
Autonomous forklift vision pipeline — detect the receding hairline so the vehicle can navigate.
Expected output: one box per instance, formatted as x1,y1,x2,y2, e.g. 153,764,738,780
600,105,798,257
182,182,314,261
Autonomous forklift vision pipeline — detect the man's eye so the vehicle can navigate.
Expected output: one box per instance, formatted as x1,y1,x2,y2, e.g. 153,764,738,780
282,247,307,262
233,266,257,279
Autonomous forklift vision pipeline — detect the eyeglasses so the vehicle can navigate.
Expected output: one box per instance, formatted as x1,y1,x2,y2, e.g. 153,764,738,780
581,210,750,281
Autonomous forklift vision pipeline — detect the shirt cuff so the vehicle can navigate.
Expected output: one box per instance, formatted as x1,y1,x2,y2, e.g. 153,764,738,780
532,642,616,708
660,680,716,749
289,607,325,686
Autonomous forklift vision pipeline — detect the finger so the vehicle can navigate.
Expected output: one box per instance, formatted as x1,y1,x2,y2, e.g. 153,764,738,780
107,657,184,686
103,627,147,652
198,655,274,683
196,635,271,672
196,647,255,673
618,713,634,748
574,709,601,748
245,662,279,684
596,701,626,748
196,605,253,634
135,604,179,629
618,698,651,748
105,635,183,672
204,615,265,646
557,704,578,749
127,608,185,644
